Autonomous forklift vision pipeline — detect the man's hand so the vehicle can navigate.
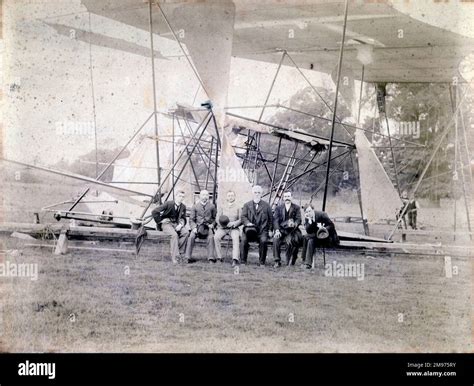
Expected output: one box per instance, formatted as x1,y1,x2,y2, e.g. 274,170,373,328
209,223,215,230
274,229,281,239
175,223,183,232
288,219,295,228
191,227,197,235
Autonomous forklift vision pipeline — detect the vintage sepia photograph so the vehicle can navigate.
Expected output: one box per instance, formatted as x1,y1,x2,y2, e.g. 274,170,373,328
0,0,473,358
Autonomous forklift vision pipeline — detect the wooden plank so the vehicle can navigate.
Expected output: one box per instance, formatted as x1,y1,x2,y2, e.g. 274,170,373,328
333,216,363,223
339,240,473,256
0,222,64,234
0,223,166,241
401,229,472,236
26,243,135,254
68,225,169,241
338,231,391,243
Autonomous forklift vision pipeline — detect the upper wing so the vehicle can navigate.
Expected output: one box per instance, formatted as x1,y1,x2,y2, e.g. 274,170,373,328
79,0,474,83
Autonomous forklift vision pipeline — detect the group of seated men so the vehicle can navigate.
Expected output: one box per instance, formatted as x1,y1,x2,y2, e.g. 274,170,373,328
151,185,339,269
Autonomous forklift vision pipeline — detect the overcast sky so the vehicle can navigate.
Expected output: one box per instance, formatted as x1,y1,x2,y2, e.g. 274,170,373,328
3,0,340,165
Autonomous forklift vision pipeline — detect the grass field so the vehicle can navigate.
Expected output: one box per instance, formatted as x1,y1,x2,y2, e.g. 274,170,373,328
0,236,471,353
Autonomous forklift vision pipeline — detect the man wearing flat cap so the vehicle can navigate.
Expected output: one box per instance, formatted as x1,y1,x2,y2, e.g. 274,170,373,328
185,189,217,262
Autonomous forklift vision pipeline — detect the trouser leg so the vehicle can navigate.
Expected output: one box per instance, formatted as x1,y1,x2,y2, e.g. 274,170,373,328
283,231,293,265
214,228,226,260
304,237,315,266
207,232,215,260
185,231,196,259
273,235,282,263
290,244,299,265
301,238,308,264
162,223,179,263
177,227,189,256
280,231,292,265
230,229,240,261
240,232,249,263
285,244,293,265
408,211,417,229
258,233,268,265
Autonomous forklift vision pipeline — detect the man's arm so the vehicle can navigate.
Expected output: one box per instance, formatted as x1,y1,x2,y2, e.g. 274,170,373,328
294,205,302,226
232,207,242,228
151,201,169,224
320,212,335,231
267,204,274,232
273,206,281,231
179,205,187,226
241,203,251,226
210,204,217,228
189,205,197,230
228,207,242,228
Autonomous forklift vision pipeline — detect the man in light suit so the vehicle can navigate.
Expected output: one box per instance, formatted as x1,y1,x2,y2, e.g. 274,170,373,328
240,185,273,267
272,191,302,267
214,190,241,266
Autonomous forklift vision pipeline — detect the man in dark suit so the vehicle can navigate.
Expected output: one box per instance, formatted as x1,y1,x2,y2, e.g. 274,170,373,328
151,189,189,264
273,191,302,268
240,185,273,267
185,189,217,262
301,204,339,269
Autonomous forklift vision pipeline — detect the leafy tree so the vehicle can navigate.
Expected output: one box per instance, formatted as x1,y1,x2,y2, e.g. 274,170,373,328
260,86,355,199
377,83,466,201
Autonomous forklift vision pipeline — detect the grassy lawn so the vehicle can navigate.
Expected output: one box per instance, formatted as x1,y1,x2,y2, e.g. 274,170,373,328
0,237,471,353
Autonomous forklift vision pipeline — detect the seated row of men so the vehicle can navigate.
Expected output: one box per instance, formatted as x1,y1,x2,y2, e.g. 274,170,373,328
151,186,339,269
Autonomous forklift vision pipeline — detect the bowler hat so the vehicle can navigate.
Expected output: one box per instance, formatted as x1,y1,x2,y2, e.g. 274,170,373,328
197,223,210,239
218,215,230,228
316,226,329,240
244,225,258,241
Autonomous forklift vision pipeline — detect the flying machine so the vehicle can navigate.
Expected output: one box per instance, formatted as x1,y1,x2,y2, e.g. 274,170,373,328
1,0,473,257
